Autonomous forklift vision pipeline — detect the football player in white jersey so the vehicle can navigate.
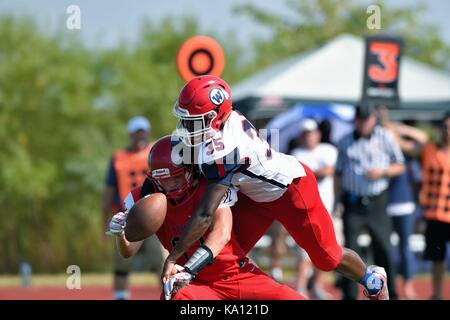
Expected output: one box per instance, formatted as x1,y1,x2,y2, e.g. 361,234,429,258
162,75,388,300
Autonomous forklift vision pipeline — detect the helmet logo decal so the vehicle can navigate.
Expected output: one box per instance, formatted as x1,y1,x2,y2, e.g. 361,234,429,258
209,88,225,106
152,168,170,178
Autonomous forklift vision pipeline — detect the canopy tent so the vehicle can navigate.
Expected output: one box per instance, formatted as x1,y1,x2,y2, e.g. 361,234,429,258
266,103,355,154
232,34,450,122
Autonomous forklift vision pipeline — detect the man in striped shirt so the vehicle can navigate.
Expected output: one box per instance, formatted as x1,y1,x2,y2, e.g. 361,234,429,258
335,104,405,300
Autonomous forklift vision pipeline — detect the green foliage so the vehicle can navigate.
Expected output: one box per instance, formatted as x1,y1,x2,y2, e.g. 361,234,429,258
0,15,237,273
234,0,450,73
0,15,111,272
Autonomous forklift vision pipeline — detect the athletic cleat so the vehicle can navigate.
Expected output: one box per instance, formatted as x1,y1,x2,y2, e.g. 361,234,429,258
363,265,389,300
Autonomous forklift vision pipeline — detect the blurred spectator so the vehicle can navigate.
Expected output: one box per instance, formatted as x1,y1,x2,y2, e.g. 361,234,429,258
378,106,429,299
290,119,338,299
419,112,450,300
268,221,288,283
102,116,163,300
268,118,336,287
335,104,405,300
268,128,298,283
318,119,333,145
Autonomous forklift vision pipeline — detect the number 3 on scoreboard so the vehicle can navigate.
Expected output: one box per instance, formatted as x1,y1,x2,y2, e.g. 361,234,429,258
368,42,400,83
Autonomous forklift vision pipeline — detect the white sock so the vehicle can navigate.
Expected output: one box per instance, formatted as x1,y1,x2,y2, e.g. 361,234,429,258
114,290,130,300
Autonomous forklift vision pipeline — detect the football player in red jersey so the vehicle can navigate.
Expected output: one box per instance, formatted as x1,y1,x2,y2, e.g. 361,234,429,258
108,135,304,300
163,75,389,300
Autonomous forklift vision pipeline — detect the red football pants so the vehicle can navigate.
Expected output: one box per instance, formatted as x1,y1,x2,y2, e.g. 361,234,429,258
170,262,305,300
232,163,343,271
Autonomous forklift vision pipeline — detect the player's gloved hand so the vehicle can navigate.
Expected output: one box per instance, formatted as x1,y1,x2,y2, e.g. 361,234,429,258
106,211,128,236
163,265,193,300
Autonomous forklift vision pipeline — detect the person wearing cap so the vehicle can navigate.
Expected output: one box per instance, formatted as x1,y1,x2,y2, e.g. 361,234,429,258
377,106,429,299
419,111,450,300
102,116,163,300
335,104,405,300
288,118,338,299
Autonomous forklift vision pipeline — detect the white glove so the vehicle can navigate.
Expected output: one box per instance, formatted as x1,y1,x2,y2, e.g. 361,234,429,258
163,265,193,300
106,211,128,236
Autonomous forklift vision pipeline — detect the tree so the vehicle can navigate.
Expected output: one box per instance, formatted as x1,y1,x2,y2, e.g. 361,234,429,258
0,14,245,273
234,0,450,73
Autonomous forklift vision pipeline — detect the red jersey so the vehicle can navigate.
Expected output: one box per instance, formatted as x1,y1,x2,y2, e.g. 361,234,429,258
126,178,247,283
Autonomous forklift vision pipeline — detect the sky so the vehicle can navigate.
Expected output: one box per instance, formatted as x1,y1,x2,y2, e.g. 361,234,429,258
0,0,449,48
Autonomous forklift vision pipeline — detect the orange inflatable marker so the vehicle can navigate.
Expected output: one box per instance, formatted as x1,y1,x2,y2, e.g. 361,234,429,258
177,35,225,82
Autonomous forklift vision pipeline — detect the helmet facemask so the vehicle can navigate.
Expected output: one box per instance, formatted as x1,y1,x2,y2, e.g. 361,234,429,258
173,104,218,146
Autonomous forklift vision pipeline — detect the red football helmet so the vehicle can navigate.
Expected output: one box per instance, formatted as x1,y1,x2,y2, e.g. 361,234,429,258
147,135,197,202
173,75,232,146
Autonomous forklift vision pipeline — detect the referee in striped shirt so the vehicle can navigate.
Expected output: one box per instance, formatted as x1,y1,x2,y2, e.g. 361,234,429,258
335,104,405,300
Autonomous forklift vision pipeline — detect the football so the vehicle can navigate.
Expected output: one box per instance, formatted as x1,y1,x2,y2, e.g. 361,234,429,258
124,193,167,242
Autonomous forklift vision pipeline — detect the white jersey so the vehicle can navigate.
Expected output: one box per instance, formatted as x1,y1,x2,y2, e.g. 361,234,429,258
291,143,338,213
197,111,306,202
